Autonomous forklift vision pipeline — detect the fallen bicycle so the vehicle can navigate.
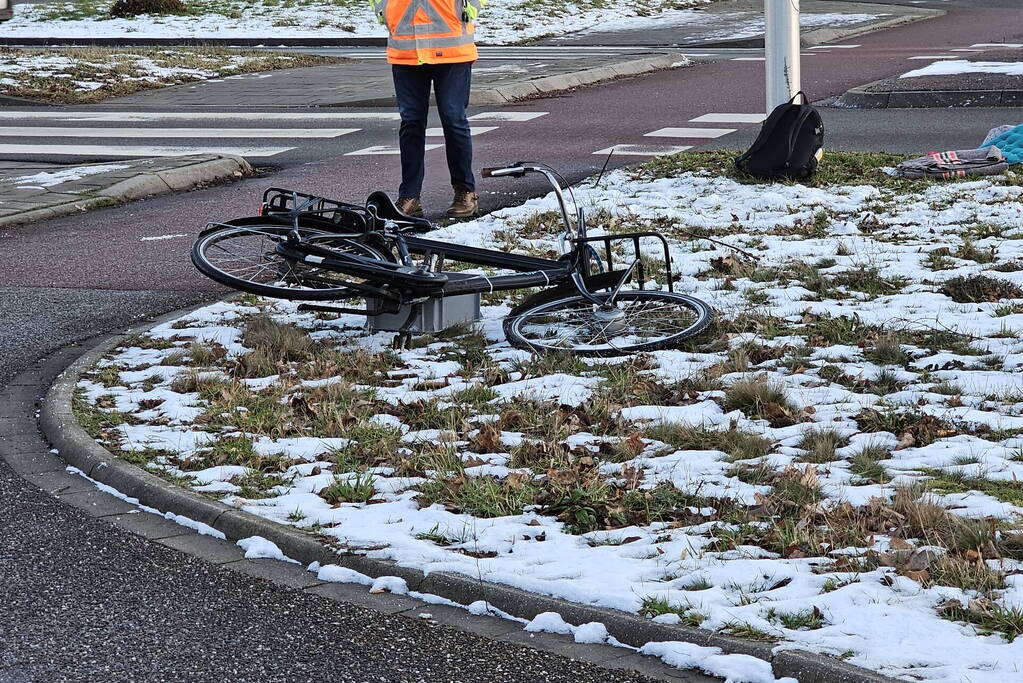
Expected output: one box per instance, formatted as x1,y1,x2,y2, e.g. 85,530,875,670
191,162,712,356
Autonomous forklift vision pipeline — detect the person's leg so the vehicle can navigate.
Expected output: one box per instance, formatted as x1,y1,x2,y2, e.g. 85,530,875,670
391,64,433,200
433,61,475,194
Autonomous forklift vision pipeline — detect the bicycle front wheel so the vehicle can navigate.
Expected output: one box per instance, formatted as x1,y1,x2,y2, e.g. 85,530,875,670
503,289,712,357
191,224,384,300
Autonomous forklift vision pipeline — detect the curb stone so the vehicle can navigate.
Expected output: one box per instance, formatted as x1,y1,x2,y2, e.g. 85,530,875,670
676,5,943,48
834,80,1023,108
800,6,943,48
475,54,690,105
315,53,691,107
0,37,390,47
0,93,50,106
39,306,901,683
0,155,252,229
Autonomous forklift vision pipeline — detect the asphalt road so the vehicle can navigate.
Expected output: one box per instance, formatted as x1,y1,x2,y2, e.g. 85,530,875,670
2,4,1023,681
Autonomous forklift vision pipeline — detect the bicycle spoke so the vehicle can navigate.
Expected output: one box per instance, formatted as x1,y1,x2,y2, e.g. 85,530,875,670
510,291,708,354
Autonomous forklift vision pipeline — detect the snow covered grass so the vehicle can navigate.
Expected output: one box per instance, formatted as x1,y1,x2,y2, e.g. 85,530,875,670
901,60,1023,80
0,47,340,104
0,163,131,189
75,151,1023,682
3,0,720,42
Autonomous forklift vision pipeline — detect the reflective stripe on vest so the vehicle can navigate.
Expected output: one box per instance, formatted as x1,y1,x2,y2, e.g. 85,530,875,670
382,0,477,65
387,34,473,50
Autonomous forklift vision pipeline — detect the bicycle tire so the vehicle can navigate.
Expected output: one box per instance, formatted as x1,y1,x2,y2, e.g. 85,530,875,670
503,288,713,357
191,224,385,301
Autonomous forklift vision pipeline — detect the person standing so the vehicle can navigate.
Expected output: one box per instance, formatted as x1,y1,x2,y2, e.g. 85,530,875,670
371,0,484,218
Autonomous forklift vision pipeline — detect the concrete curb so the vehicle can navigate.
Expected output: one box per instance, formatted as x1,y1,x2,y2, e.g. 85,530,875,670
472,53,689,105
0,37,388,47
834,80,1023,108
315,53,691,107
0,155,252,229
38,306,903,683
690,5,944,48
0,93,51,106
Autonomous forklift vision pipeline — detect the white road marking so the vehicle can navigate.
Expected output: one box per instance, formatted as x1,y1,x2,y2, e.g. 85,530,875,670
969,43,1023,49
0,127,358,139
731,57,765,61
645,127,735,139
807,44,860,49
425,126,497,136
140,234,188,242
468,112,548,122
593,144,692,156
907,55,958,60
0,144,294,157
690,113,766,124
950,49,986,52
345,144,443,155
0,111,401,122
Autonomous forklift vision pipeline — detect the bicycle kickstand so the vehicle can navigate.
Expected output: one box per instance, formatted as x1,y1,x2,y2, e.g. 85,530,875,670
391,302,423,351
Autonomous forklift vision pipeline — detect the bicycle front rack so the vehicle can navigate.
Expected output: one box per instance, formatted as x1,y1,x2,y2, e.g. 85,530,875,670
573,231,676,292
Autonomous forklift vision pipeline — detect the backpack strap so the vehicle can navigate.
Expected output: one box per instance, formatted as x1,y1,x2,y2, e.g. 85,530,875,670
789,91,808,105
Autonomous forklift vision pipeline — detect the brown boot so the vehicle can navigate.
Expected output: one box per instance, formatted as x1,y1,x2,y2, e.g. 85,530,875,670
395,196,423,217
446,190,478,218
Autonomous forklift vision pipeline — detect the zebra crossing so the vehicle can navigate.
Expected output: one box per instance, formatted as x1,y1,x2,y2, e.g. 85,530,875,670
0,109,548,161
595,112,766,158
1,105,764,163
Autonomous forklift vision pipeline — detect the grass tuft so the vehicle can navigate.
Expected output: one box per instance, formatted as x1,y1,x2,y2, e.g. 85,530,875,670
941,275,1023,304
724,377,800,427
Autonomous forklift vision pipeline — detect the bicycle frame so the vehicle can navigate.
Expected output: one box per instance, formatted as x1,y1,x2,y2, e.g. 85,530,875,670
274,162,675,309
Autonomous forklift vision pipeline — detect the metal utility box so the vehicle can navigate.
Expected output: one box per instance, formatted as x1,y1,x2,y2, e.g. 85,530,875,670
366,274,481,333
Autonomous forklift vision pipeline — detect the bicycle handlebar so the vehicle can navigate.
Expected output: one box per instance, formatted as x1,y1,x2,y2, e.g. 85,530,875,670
480,162,585,242
481,164,528,179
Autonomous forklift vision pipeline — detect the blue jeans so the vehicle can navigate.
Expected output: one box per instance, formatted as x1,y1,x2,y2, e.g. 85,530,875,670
391,62,475,199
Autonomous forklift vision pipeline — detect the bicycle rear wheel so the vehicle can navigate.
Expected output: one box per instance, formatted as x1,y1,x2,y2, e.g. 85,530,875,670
503,289,712,357
191,224,384,300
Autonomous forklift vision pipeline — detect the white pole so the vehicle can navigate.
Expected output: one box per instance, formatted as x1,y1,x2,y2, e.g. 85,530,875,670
764,0,801,114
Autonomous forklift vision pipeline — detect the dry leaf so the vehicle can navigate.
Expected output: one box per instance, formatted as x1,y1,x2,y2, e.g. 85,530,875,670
889,537,914,551
711,255,736,273
623,433,645,457
904,569,930,583
895,431,916,450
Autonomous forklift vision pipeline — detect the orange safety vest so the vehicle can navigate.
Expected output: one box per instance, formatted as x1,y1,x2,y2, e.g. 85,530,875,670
373,0,480,66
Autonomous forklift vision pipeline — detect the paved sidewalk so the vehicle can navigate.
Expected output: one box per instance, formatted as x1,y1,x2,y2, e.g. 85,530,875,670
105,49,688,108
0,156,250,228
538,0,940,47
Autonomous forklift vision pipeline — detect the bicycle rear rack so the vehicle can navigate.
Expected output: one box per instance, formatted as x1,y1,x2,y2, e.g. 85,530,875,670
260,187,372,232
573,231,675,292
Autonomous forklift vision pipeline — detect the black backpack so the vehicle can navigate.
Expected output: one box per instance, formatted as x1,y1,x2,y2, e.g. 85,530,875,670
735,92,823,181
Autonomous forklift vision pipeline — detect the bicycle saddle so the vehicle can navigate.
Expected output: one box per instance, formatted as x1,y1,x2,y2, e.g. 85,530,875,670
365,191,434,233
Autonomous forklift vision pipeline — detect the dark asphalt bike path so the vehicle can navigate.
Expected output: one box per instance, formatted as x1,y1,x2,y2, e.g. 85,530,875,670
3,5,1022,680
